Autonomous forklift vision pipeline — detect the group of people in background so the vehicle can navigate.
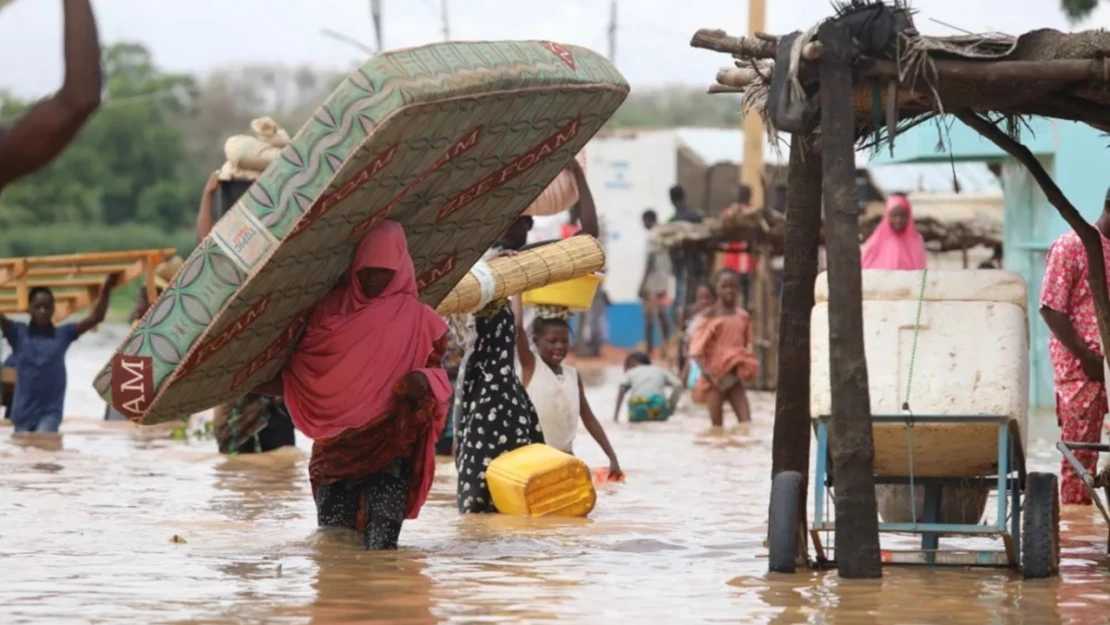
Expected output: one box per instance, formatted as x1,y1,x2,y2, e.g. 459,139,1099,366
630,183,763,427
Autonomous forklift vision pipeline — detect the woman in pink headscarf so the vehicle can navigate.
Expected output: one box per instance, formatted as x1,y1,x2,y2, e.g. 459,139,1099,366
861,193,927,270
265,220,451,550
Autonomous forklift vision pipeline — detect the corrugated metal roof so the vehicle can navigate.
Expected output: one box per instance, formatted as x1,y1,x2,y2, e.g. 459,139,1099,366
867,162,1002,195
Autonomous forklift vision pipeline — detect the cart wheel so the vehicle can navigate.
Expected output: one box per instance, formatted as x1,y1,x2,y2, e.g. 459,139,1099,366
1022,472,1060,579
769,470,803,573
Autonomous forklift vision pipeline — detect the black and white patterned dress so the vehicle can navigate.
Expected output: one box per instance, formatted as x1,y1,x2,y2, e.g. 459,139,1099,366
455,300,544,513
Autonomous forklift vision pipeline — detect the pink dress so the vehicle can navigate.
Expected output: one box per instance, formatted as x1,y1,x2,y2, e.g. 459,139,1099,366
1041,230,1110,505
689,308,760,402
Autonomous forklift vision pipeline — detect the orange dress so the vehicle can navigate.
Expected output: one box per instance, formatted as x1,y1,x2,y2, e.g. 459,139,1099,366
689,308,760,401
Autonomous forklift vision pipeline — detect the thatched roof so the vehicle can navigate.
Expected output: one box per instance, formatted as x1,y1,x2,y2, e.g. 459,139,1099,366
655,201,1000,255
691,2,1110,142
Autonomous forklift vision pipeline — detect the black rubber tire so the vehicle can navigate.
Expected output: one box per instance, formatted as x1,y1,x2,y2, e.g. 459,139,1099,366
769,470,803,573
1022,472,1060,579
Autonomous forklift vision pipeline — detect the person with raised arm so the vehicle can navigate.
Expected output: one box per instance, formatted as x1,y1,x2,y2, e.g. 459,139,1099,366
0,0,102,193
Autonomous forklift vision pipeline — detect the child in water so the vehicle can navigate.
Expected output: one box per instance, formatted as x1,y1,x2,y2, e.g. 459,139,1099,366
3,275,119,433
689,270,758,426
679,283,716,389
513,299,622,478
613,352,684,423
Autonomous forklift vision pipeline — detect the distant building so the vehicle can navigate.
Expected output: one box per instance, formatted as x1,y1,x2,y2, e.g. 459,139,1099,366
573,126,1007,351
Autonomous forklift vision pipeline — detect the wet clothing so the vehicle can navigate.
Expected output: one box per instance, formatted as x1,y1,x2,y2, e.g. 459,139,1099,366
213,395,297,454
436,324,467,456
314,457,412,550
621,364,682,401
455,301,544,514
4,321,79,433
628,394,669,422
309,335,448,534
621,365,681,423
526,359,580,454
689,308,759,401
1041,229,1110,504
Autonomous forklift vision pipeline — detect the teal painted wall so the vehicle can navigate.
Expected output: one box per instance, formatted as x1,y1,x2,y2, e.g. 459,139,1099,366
865,118,1108,408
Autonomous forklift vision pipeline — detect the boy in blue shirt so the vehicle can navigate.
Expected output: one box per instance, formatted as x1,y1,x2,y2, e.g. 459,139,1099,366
2,274,118,433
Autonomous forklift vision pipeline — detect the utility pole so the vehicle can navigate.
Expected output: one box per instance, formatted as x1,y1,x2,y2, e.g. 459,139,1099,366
370,0,384,53
740,0,765,209
607,1,618,63
441,0,450,41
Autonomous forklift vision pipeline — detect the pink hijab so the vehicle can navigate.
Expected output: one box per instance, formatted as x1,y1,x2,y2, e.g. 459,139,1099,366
283,220,451,440
861,194,927,270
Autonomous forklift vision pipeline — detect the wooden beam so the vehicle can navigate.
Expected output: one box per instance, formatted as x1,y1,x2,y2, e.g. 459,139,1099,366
958,111,1110,377
692,28,823,61
866,57,1110,85
771,133,823,572
0,249,176,267
817,20,882,579
23,263,135,279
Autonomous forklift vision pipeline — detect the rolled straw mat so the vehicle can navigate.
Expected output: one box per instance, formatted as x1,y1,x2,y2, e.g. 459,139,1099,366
436,235,605,316
95,40,627,425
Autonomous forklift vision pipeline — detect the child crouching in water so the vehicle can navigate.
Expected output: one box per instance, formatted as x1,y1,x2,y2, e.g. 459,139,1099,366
513,299,622,479
614,352,684,422
689,270,758,426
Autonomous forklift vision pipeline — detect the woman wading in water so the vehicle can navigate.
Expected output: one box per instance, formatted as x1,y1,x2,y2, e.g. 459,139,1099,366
453,158,602,513
256,221,451,549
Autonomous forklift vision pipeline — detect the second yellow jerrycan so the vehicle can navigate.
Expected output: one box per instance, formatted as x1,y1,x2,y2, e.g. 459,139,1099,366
487,444,597,517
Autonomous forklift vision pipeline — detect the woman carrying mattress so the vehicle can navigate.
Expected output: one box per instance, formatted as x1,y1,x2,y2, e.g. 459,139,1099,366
253,221,451,549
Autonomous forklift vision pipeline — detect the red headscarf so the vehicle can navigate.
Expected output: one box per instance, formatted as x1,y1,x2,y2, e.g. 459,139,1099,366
283,220,451,440
861,194,927,270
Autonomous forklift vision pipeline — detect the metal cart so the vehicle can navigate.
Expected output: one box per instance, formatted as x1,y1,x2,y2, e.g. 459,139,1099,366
769,413,1060,578
1057,440,1110,552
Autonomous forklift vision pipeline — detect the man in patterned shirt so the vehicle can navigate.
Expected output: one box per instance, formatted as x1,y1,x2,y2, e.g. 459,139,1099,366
1040,195,1110,505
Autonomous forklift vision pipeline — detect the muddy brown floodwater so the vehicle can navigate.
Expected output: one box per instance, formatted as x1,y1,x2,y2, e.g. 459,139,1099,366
1,324,1109,624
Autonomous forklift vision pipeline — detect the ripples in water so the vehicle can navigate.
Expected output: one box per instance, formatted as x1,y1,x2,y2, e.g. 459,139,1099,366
0,331,1108,624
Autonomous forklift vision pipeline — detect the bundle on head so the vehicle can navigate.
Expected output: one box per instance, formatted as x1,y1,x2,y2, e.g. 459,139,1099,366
219,117,291,181
534,304,572,321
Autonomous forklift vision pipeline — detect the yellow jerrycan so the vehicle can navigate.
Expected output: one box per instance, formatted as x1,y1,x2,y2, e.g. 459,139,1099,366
487,444,596,517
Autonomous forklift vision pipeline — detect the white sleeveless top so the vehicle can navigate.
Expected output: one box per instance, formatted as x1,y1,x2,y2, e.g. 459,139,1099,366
526,359,580,454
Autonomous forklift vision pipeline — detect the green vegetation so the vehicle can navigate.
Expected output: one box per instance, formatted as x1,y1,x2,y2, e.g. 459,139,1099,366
1,42,736,319
1061,0,1098,21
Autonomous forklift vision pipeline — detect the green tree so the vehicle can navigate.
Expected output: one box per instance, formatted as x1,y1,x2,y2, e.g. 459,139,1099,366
607,86,741,129
0,42,197,231
1061,0,1099,21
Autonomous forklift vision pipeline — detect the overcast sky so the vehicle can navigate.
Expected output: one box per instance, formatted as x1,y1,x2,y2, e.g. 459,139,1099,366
1,0,1107,98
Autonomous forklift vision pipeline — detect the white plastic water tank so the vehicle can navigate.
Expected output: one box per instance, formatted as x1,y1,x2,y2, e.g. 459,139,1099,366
810,269,1030,522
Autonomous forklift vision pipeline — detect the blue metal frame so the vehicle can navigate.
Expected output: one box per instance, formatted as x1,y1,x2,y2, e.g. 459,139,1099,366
812,414,1024,567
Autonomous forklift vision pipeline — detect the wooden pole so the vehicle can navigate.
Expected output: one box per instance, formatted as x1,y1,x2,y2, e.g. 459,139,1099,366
441,0,450,41
771,133,822,570
608,0,617,63
817,20,882,579
958,111,1110,373
740,0,766,210
370,0,383,52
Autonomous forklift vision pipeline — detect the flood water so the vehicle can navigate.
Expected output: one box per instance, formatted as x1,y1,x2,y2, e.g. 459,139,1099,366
1,324,1109,624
